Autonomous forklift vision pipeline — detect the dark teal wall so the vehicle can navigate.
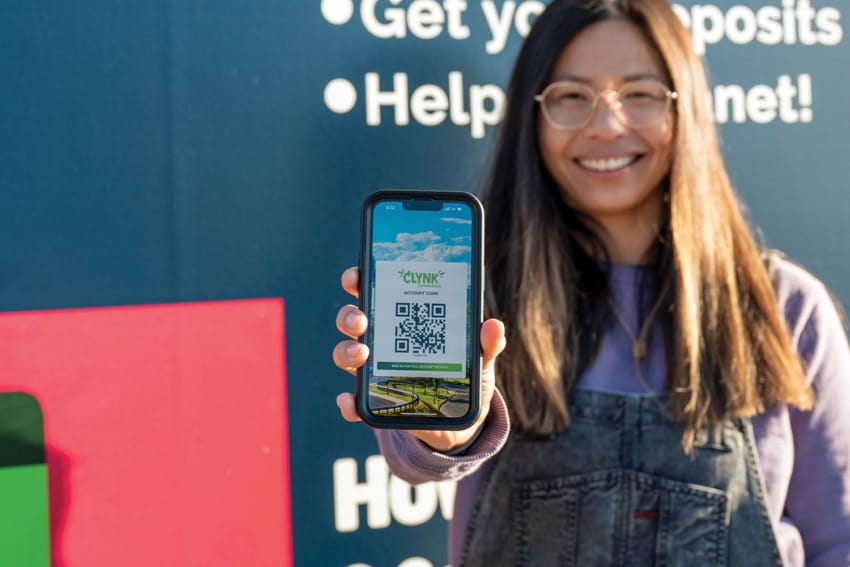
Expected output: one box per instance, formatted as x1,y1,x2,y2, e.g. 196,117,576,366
2,2,847,566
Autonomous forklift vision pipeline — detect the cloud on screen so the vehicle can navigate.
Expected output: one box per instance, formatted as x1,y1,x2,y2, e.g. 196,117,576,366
374,231,471,262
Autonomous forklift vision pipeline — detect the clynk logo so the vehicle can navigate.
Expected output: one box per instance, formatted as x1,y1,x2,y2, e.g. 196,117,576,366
398,269,445,287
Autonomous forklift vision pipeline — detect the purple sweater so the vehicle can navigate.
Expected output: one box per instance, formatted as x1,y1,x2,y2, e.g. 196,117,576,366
376,258,850,567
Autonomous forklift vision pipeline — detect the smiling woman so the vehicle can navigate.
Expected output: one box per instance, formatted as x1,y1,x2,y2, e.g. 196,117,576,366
536,18,674,264
333,1,850,565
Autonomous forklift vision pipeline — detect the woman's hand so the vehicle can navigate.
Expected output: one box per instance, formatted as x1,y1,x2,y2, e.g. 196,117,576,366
333,266,505,453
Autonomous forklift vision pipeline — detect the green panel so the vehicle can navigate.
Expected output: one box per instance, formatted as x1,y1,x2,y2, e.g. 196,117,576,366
0,393,45,467
377,361,463,372
0,464,51,566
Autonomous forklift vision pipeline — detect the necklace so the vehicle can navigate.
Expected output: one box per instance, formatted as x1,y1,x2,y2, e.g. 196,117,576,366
607,295,665,362
606,285,669,394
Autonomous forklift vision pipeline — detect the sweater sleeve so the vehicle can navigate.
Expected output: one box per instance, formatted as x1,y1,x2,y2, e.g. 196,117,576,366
784,281,850,566
373,388,511,485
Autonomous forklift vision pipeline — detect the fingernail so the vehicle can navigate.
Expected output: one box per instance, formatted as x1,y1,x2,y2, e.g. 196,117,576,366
346,312,361,327
346,343,361,356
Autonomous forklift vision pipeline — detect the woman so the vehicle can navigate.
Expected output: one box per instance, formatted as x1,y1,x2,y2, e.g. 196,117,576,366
334,0,850,565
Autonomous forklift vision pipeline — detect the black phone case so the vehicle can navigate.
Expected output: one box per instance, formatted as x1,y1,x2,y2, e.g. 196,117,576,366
356,189,484,430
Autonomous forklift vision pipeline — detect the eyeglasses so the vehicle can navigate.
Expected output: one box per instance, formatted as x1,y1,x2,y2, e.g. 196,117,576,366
534,79,678,130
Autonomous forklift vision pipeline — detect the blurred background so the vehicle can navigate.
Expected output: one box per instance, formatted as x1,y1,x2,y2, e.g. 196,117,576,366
1,1,847,565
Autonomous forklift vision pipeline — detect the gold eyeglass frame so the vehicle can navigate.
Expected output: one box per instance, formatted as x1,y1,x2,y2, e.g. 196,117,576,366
534,80,678,130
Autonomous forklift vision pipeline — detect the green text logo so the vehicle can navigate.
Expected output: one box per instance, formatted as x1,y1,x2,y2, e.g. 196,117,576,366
398,269,445,287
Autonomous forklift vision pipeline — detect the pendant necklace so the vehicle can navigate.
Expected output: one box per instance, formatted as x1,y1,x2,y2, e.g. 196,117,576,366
607,287,668,393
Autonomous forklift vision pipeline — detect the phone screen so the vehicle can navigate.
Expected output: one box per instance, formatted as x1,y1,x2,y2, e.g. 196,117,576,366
362,194,481,425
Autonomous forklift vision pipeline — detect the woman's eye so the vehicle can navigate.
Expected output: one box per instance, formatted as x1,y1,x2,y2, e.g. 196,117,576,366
621,84,666,102
623,90,656,100
552,90,590,104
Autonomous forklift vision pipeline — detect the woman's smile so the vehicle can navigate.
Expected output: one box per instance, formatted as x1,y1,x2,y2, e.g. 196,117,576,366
575,154,643,174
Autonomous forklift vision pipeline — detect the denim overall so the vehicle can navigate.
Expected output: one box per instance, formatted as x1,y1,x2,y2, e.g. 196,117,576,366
459,389,783,566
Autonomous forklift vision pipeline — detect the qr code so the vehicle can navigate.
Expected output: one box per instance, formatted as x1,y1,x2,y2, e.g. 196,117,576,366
394,302,446,354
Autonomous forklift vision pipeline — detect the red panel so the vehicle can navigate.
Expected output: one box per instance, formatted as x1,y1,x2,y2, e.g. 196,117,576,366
0,299,291,567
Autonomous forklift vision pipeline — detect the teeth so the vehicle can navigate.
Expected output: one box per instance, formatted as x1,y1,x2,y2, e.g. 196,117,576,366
578,156,636,171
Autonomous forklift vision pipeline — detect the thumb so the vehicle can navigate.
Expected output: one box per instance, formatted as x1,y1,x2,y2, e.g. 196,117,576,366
479,318,506,406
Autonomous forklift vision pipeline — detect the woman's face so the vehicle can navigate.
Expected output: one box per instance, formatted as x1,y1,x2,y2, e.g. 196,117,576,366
537,18,675,230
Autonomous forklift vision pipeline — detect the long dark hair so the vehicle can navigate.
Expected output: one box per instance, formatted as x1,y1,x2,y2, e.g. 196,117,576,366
483,0,813,446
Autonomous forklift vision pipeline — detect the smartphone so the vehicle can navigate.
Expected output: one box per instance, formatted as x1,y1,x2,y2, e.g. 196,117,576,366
357,190,484,430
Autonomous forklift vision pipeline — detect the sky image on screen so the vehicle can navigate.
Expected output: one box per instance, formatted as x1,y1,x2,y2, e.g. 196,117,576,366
372,200,473,265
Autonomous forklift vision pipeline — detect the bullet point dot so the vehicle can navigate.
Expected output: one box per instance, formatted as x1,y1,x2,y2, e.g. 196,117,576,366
324,79,357,114
321,0,354,25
